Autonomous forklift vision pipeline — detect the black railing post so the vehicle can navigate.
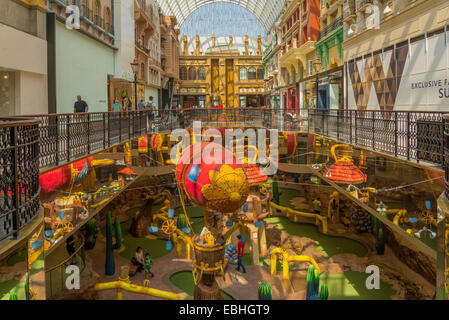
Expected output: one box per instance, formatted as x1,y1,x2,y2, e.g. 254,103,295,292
394,112,398,157
67,115,71,162
337,109,340,140
107,112,111,147
56,116,60,166
12,125,19,239
103,113,106,149
87,113,91,155
372,112,375,150
350,110,353,144
406,112,410,161
119,112,122,143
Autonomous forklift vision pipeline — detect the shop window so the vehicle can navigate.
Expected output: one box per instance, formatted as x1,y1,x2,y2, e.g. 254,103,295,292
188,67,197,80
248,67,257,80
257,67,264,80
308,60,314,76
239,67,247,81
198,67,206,80
141,63,145,79
0,72,15,116
240,96,246,108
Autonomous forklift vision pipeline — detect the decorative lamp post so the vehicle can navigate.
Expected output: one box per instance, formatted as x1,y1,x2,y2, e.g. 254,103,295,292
130,59,139,111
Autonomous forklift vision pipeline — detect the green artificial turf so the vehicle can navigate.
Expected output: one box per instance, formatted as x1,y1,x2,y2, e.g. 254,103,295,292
265,216,367,258
320,271,395,300
0,280,25,300
7,248,27,266
170,271,234,300
104,205,173,261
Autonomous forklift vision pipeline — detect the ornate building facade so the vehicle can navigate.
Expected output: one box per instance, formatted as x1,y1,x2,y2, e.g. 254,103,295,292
179,35,265,109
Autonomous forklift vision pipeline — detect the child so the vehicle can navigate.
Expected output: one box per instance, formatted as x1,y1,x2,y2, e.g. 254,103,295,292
144,253,154,278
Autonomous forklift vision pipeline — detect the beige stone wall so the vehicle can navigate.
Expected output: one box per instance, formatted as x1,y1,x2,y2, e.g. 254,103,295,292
343,0,449,61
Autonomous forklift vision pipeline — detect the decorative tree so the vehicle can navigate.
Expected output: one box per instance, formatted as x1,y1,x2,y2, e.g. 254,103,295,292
25,272,30,300
85,218,97,250
306,265,328,300
105,212,116,275
258,283,272,300
113,216,122,250
375,228,385,255
177,213,187,230
272,175,281,205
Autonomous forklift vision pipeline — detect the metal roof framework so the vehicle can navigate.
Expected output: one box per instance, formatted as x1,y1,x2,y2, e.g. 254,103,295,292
155,0,286,33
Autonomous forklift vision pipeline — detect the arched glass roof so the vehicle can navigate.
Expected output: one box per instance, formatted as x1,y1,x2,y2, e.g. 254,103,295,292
155,0,286,32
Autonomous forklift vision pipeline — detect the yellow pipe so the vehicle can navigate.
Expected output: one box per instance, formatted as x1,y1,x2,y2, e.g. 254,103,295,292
270,202,328,234
270,247,320,280
393,209,408,226
94,281,181,300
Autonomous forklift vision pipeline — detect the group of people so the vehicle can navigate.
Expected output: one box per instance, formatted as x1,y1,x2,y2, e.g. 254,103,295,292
131,247,154,279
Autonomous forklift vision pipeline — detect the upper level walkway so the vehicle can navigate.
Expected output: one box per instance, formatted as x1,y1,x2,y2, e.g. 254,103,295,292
1,108,448,245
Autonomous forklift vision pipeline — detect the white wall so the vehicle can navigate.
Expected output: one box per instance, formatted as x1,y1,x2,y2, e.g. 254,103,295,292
113,0,135,81
55,21,115,113
0,23,47,115
17,71,48,115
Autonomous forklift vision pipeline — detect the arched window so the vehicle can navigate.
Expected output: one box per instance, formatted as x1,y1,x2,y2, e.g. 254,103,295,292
239,67,247,81
180,67,188,80
141,63,145,79
198,67,206,80
257,67,264,80
95,0,101,23
248,67,257,80
105,7,112,33
188,67,197,80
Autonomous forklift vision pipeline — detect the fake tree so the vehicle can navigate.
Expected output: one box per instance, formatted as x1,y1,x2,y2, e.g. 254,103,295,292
258,283,272,300
105,212,122,275
306,265,328,300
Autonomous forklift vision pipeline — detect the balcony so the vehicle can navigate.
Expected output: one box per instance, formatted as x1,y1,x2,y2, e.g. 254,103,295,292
318,16,343,40
0,117,41,243
343,0,356,22
358,0,374,12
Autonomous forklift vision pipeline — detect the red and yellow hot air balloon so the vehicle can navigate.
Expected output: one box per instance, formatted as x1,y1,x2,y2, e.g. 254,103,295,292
138,135,148,154
283,132,298,156
150,134,163,152
176,142,249,214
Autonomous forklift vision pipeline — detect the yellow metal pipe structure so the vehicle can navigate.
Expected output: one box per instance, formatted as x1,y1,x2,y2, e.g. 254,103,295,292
393,209,408,226
270,247,320,280
270,202,328,234
94,280,181,300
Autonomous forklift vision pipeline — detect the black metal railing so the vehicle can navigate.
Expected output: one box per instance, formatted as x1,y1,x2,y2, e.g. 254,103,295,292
318,17,343,40
444,114,449,200
183,107,446,168
0,118,41,243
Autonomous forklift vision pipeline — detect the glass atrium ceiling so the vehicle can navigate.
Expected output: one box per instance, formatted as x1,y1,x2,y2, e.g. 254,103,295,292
155,0,286,33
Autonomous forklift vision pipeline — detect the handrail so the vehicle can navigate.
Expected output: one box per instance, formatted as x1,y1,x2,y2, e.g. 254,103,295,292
45,234,85,272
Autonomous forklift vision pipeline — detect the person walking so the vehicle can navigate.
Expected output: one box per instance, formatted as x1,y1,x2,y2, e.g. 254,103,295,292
112,99,122,128
147,96,156,130
236,235,246,273
74,95,88,113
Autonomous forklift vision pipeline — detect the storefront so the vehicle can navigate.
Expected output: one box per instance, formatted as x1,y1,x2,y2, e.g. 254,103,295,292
299,66,343,111
238,95,264,108
181,95,206,109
